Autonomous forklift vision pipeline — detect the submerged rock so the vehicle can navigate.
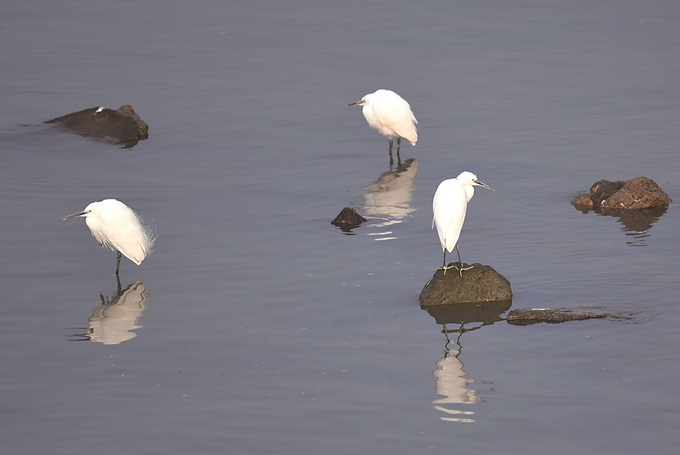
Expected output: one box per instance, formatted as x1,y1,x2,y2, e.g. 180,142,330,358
46,105,149,148
572,177,671,211
506,306,637,325
419,263,512,306
331,207,367,231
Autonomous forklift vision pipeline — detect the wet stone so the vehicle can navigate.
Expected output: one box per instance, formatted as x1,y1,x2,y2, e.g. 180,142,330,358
331,207,367,231
601,176,671,210
46,104,149,148
571,176,671,210
506,306,637,325
589,179,625,207
570,193,593,209
419,263,512,306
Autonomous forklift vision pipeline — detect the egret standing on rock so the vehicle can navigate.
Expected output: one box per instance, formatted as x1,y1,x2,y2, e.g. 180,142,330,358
63,199,155,275
348,89,418,165
433,171,493,275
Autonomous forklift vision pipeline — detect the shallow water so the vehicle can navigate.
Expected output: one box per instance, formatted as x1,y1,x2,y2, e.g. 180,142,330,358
1,1,679,454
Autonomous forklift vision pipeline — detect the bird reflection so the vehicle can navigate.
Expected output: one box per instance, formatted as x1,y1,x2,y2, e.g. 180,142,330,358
69,277,148,345
362,158,417,240
432,324,488,423
422,301,511,423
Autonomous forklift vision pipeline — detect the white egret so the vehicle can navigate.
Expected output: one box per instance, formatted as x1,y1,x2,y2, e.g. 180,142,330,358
348,89,418,165
432,172,493,275
63,199,155,274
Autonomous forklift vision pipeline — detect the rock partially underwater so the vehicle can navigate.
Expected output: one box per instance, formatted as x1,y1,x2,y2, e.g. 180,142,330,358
331,207,367,232
572,177,671,211
419,263,512,306
46,105,149,148
506,306,638,325
571,177,671,243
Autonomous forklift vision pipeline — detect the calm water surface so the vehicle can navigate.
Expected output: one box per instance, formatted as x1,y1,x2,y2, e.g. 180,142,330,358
1,1,679,454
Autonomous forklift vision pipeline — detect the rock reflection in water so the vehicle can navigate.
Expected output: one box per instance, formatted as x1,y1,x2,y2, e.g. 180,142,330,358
599,207,668,246
574,203,668,247
69,279,148,345
362,158,417,241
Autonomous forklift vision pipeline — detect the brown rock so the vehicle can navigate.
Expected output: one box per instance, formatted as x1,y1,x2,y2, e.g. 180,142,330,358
419,263,512,306
601,176,671,210
571,177,671,211
570,193,593,208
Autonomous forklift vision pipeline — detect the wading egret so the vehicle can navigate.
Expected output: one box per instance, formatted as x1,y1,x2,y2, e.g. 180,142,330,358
348,89,418,165
432,171,493,275
63,199,155,274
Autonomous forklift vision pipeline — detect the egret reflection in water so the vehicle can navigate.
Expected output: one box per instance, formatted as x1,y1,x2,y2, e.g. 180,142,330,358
422,300,511,423
69,279,148,345
432,327,484,423
362,158,417,241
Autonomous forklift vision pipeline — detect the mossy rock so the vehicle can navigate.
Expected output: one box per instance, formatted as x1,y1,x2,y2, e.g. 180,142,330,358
419,263,512,306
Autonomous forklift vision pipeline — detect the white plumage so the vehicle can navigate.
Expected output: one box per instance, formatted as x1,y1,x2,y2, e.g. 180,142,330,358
348,89,418,164
432,171,493,274
63,199,154,273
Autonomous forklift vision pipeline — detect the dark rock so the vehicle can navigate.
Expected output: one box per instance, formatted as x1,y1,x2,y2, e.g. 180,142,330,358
331,207,367,231
571,177,670,210
419,263,512,306
46,105,148,148
506,306,637,325
590,179,626,207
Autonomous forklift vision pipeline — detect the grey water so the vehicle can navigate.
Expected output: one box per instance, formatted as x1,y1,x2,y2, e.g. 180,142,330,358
1,1,679,454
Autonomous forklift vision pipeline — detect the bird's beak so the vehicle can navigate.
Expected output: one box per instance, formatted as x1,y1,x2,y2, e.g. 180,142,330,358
347,100,362,107
62,211,88,221
475,180,494,191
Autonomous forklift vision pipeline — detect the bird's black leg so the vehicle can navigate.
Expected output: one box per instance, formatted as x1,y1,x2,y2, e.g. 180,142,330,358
437,249,457,275
453,243,474,276
116,251,122,276
388,137,394,166
396,138,402,166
